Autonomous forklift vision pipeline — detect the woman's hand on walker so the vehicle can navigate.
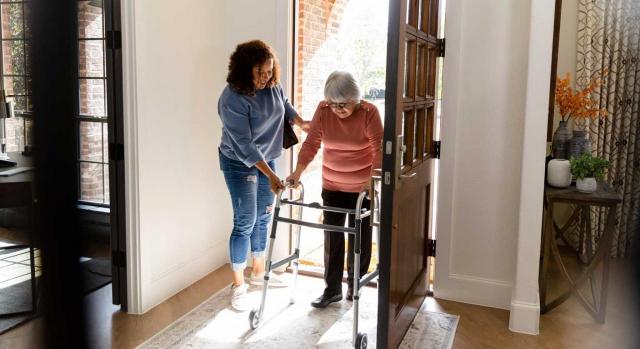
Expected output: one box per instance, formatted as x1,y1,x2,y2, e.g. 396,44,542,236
269,174,286,194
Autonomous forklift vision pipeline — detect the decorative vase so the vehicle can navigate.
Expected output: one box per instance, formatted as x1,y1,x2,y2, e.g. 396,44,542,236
552,121,572,159
568,130,591,159
576,177,597,193
547,159,571,188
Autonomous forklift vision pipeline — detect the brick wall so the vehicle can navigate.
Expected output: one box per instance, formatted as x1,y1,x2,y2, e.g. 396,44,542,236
78,1,108,203
296,0,347,120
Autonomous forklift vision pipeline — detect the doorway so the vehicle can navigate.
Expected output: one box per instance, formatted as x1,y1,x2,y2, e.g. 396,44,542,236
292,0,389,276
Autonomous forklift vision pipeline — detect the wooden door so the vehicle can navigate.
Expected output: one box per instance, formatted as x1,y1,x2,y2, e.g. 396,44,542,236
378,0,443,348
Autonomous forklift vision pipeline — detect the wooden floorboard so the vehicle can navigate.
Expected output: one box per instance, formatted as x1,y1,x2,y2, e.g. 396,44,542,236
0,260,637,348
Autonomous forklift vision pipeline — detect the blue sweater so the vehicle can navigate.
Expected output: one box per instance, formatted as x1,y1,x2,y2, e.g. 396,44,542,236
218,84,297,167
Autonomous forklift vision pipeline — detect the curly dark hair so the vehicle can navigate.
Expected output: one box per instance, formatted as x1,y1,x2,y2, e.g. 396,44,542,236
226,40,280,96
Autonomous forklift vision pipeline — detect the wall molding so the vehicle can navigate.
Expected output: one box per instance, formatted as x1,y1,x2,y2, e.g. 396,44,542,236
435,273,513,310
509,0,555,334
509,299,541,335
121,0,143,315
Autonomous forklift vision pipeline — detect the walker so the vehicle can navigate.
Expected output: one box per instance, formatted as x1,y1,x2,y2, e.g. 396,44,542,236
248,179,381,349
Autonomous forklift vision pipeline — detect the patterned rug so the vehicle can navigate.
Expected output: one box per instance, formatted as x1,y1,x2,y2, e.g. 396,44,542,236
139,274,458,349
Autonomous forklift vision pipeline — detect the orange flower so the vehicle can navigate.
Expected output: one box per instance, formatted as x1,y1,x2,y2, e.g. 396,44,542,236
555,71,608,122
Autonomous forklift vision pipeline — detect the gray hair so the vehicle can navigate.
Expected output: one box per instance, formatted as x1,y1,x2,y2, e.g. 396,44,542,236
324,71,361,103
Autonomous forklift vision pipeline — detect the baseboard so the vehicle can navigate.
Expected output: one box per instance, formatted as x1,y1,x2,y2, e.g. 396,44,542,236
141,242,228,313
434,273,513,310
509,299,540,335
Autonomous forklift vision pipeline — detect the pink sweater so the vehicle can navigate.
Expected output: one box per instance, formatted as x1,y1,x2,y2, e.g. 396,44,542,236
297,100,383,193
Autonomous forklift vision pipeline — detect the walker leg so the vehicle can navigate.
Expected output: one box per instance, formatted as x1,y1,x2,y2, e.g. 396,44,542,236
290,210,303,304
352,218,362,345
252,210,280,329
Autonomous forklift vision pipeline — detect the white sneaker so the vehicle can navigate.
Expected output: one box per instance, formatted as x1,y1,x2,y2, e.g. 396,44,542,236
249,272,288,288
230,283,252,311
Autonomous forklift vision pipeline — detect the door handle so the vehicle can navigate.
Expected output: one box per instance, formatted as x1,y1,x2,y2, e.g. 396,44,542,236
400,172,417,179
394,135,404,189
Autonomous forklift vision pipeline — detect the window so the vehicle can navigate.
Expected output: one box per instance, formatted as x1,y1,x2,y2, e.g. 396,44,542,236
1,0,111,206
77,0,109,205
1,0,32,152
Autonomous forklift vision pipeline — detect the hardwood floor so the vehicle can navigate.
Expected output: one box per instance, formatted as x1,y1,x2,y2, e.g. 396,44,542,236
0,260,636,348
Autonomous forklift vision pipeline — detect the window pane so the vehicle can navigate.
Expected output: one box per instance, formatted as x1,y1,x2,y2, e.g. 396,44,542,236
78,0,104,39
5,116,23,152
1,3,23,39
4,76,25,95
24,117,32,147
2,39,25,75
80,162,104,203
104,164,110,203
102,122,109,163
25,42,30,75
12,95,26,111
78,39,105,78
79,78,106,117
23,3,30,38
79,121,103,162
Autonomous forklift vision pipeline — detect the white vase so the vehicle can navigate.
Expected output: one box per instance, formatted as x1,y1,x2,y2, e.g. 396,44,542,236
547,159,571,188
576,177,597,193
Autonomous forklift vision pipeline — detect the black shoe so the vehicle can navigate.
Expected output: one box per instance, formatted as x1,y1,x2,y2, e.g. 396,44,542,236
346,287,354,301
311,293,342,308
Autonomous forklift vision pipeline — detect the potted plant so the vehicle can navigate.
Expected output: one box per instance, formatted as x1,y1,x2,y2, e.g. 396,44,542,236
569,152,610,193
553,72,607,159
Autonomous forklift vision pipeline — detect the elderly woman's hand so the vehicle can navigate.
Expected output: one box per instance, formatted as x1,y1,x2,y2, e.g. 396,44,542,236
286,166,305,188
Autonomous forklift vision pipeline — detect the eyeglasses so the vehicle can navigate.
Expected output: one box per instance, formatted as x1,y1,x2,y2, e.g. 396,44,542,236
327,101,350,109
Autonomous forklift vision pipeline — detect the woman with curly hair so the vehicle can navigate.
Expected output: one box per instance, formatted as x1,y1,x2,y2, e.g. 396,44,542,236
218,40,309,311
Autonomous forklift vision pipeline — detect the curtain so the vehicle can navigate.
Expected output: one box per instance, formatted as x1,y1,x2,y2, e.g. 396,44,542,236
574,0,640,258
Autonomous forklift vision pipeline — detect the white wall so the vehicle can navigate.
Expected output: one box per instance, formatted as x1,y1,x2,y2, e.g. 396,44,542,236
122,0,292,314
436,0,533,309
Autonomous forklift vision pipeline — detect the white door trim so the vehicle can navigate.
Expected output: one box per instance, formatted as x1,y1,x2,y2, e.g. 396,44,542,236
509,0,556,335
121,0,143,314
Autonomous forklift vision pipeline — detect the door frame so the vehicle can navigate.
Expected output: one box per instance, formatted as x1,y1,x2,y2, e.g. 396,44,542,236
120,0,143,314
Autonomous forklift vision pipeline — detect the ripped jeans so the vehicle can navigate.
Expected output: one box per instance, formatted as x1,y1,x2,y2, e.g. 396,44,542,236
219,151,276,271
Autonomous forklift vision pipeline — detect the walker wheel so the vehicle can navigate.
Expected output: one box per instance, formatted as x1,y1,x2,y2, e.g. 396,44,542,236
249,309,261,329
355,333,367,349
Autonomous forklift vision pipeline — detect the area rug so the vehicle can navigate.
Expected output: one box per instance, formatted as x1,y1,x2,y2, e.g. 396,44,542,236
138,274,458,349
81,257,112,294
0,247,40,334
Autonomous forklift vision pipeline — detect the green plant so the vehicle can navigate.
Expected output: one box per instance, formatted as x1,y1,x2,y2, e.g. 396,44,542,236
570,153,610,180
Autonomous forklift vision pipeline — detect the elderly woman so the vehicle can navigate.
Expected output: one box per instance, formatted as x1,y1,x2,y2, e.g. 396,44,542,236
287,71,383,308
218,40,309,311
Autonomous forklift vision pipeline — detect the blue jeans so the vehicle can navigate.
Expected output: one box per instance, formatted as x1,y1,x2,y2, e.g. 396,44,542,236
219,151,276,271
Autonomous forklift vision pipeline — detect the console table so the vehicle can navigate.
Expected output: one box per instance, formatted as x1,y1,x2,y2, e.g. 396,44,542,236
539,183,622,323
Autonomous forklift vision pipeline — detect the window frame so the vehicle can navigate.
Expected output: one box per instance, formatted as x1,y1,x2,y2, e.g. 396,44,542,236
0,0,33,150
76,0,110,207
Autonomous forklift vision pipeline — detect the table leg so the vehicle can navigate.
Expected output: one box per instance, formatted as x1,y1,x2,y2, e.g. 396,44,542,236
596,206,615,323
540,201,554,313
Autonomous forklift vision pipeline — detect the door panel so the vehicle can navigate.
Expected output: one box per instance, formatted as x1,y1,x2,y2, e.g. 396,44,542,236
378,0,442,347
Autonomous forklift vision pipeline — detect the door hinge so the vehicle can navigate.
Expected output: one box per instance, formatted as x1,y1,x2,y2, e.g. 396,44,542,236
427,239,436,257
106,30,122,50
112,250,126,268
109,142,124,161
437,38,445,57
433,140,441,159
